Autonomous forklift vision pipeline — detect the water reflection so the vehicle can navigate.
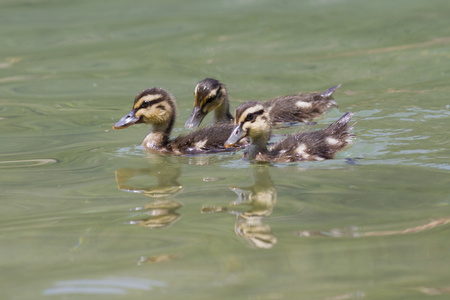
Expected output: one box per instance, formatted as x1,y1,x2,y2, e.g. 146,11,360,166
115,161,183,229
202,165,277,249
137,253,181,266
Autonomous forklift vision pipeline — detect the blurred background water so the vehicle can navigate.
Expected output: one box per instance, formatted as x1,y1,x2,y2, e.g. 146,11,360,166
0,0,449,299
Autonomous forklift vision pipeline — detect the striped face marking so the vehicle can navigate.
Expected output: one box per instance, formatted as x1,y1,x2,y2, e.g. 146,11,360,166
194,83,200,101
234,104,271,142
199,87,222,110
134,94,164,110
194,79,223,110
208,87,219,98
133,93,174,124
236,105,265,125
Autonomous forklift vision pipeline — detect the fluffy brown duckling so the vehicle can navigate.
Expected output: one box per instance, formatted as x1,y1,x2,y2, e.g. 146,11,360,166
224,101,354,162
185,78,340,128
113,87,241,154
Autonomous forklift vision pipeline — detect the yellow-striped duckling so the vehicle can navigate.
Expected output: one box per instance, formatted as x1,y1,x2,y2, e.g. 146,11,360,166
224,101,354,162
113,87,240,154
185,78,340,128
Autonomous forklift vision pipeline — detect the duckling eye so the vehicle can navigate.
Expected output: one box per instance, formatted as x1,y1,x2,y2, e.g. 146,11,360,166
245,113,255,122
139,98,164,109
243,109,264,123
140,101,150,109
205,95,216,104
205,87,221,104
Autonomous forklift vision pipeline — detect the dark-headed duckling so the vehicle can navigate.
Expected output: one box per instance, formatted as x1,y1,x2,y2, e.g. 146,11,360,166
185,78,340,128
113,88,240,154
224,101,354,162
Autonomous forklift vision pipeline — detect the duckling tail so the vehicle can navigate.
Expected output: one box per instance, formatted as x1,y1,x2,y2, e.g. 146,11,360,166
321,83,342,98
313,112,354,158
329,111,353,130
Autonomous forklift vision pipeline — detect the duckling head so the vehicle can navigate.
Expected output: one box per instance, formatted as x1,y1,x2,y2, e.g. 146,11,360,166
114,88,176,132
185,78,229,128
225,101,271,148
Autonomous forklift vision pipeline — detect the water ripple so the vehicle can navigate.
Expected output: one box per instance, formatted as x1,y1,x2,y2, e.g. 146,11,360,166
0,158,57,168
43,277,166,295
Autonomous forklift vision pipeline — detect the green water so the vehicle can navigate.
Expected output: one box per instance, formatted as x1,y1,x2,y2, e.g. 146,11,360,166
1,0,449,299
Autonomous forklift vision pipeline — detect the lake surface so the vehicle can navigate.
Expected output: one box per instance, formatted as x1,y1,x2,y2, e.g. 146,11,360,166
1,0,449,299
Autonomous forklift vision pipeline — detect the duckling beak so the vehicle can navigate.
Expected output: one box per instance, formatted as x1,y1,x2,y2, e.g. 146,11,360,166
113,110,139,129
185,106,205,129
225,125,246,148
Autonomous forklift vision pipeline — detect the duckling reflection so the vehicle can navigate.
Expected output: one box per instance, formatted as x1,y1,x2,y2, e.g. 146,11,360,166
115,162,183,229
202,165,277,249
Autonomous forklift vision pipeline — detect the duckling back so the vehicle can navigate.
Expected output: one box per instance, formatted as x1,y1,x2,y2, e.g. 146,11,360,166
269,112,353,162
264,84,340,124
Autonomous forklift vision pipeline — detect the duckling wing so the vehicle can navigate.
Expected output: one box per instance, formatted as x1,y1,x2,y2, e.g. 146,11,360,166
169,124,237,154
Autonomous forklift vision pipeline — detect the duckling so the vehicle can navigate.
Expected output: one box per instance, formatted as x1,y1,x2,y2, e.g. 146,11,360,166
224,101,354,162
113,87,241,154
185,78,340,128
